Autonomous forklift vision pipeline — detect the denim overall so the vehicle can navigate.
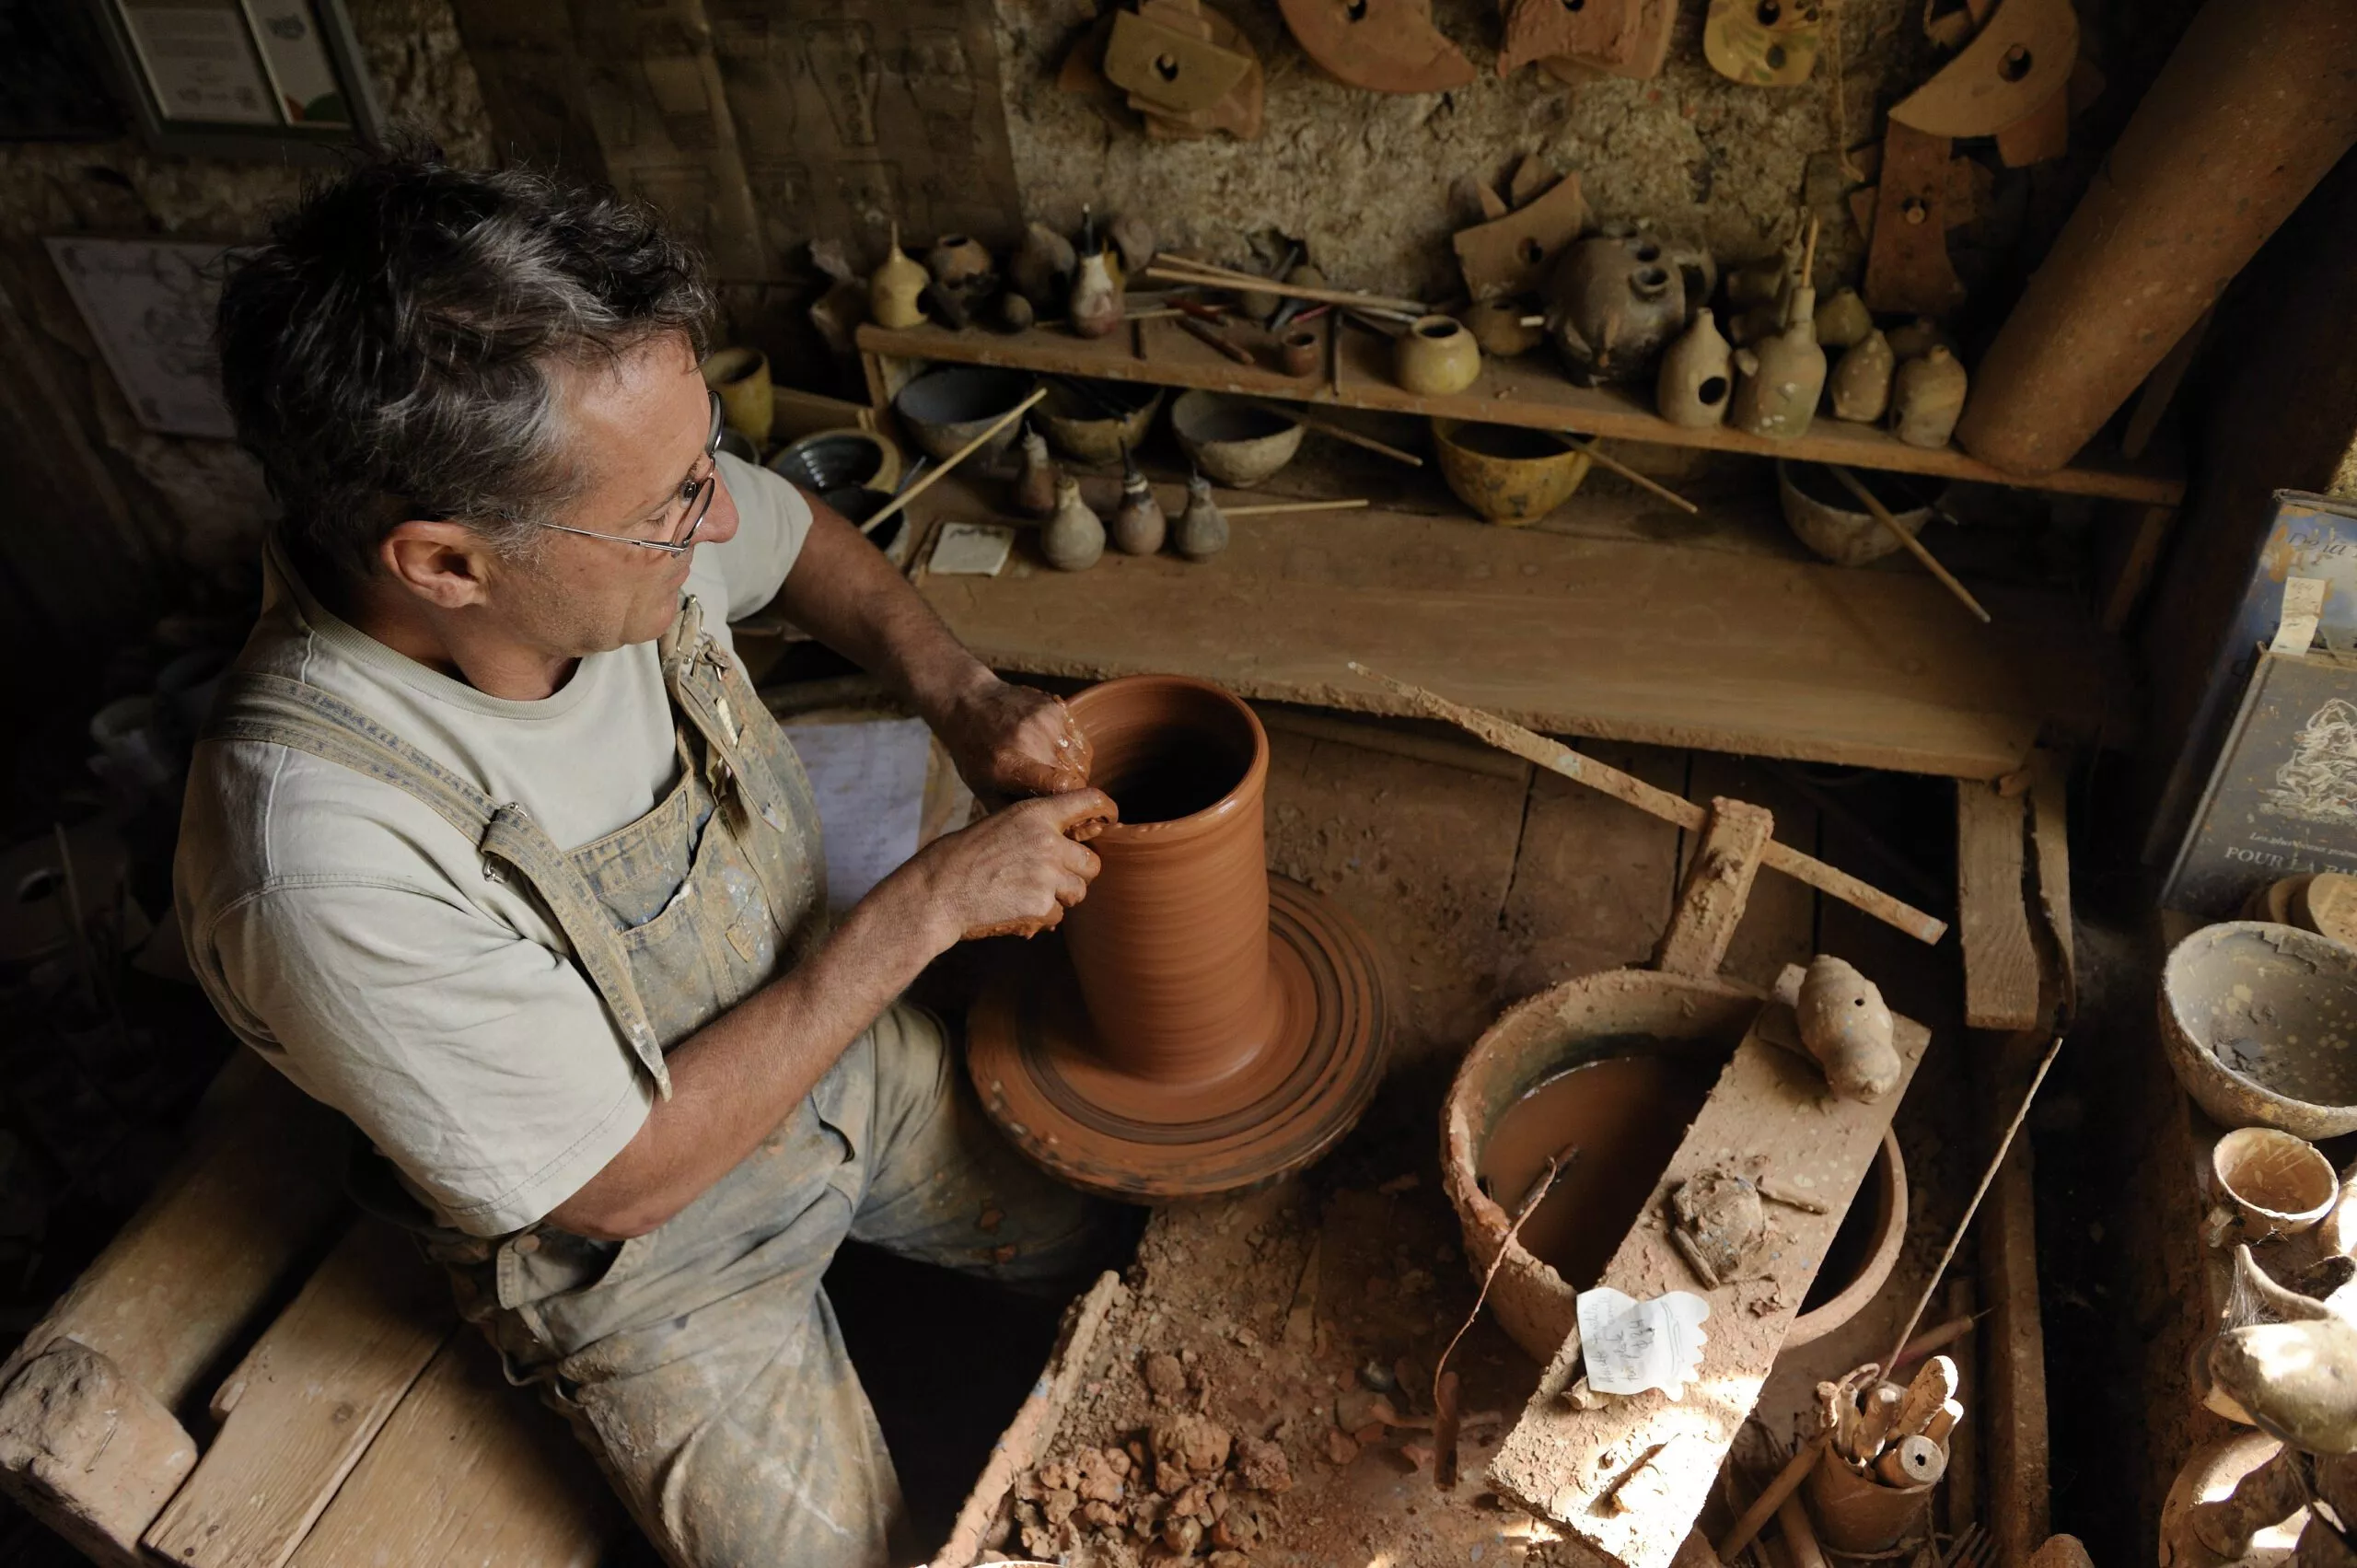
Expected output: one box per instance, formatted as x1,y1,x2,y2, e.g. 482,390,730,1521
203,596,1106,1568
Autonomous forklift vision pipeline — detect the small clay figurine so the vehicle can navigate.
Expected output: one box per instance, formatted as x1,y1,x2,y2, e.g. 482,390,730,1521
1829,329,1896,424
1068,208,1124,341
1729,287,1826,441
1014,426,1059,519
1780,955,1901,1102
1109,445,1167,555
1174,472,1229,561
869,223,928,331
1040,475,1105,571
1891,345,1968,449
1656,308,1734,428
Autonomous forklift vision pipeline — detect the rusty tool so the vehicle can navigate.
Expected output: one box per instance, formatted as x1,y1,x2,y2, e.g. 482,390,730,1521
1346,663,1949,945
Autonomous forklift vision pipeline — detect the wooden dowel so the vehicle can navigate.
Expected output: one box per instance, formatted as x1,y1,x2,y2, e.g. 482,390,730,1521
1175,314,1255,366
1562,435,1700,515
1345,661,1950,946
1224,498,1369,516
1826,463,1992,624
1144,261,1430,317
1777,1489,1831,1568
1240,398,1424,466
863,386,1046,534
1718,1438,1825,1562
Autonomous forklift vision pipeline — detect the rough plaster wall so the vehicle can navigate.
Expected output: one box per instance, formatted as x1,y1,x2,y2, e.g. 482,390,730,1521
993,0,1933,301
0,0,491,605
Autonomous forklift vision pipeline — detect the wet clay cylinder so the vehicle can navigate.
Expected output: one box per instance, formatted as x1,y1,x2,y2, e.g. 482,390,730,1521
1062,676,1282,1083
1954,0,2357,475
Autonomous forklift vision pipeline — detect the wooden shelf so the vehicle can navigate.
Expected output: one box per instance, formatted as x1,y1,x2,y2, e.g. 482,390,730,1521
858,318,2185,507
906,477,2132,780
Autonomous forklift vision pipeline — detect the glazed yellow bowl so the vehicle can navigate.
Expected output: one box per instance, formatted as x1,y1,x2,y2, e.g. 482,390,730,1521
1431,418,1590,526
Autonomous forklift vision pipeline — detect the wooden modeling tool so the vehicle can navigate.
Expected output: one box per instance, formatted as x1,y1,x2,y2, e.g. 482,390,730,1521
865,388,1048,536
1826,464,1991,623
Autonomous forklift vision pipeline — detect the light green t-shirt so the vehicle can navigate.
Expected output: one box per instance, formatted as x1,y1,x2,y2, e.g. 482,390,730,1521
177,454,812,1237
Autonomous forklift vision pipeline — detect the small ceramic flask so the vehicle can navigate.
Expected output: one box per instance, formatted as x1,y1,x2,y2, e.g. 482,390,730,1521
869,223,928,331
1068,210,1123,341
1729,287,1826,441
1040,475,1105,572
1109,447,1167,555
1891,346,1969,448
1174,472,1229,561
1014,426,1058,518
1656,308,1734,428
1829,329,1896,424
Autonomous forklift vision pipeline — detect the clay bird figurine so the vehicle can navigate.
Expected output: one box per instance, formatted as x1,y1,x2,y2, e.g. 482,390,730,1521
1776,955,1901,1102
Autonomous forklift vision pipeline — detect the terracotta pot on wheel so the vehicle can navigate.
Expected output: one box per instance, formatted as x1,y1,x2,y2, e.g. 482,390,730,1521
969,676,1389,1198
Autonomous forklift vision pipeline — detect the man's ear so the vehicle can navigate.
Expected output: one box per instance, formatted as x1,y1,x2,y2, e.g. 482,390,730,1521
379,520,500,610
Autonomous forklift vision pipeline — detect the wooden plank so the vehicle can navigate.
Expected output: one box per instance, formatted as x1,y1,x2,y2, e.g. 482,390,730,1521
1683,756,1823,993
0,1342,198,1568
145,1222,455,1568
1957,779,2040,1029
2026,749,2074,981
285,1334,610,1568
1979,1028,2052,1562
1654,796,1774,977
1487,1000,1934,1566
1498,744,1688,996
0,1051,349,1417
855,321,2185,505
911,478,2131,780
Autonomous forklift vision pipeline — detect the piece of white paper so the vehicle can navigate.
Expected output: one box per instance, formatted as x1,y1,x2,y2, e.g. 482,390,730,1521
930,522,1015,576
1577,1287,1712,1400
781,714,932,912
2274,575,2328,655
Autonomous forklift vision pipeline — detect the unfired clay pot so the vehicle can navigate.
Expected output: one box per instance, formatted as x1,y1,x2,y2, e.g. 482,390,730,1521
1062,677,1281,1085
1014,428,1058,518
1174,474,1229,561
1171,391,1303,486
1814,286,1874,349
1892,345,1969,448
1829,329,1896,424
1395,315,1482,397
1543,226,1688,386
924,234,994,293
1655,308,1734,428
1041,476,1105,572
1110,452,1167,555
1730,295,1826,441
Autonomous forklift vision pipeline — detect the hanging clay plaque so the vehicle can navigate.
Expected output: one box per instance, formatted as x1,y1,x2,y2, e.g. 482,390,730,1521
1703,0,1823,86
1275,0,1475,93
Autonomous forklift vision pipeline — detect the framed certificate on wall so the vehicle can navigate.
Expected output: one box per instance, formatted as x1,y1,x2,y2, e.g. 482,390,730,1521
85,0,382,158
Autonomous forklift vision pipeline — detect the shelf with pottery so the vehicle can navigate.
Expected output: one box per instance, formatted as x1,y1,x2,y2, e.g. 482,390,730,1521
897,472,2129,782
854,314,2185,508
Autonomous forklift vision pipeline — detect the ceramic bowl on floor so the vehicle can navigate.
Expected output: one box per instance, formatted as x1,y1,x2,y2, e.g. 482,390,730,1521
1039,378,1163,467
893,366,1038,465
1431,418,1590,526
1170,391,1303,487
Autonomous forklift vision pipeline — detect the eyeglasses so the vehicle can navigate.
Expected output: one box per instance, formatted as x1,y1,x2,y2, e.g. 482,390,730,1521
532,390,725,556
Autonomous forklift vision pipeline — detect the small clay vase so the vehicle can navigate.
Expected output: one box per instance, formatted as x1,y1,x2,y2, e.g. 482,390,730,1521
1278,329,1319,378
1396,315,1482,397
1010,222,1075,312
1543,226,1688,385
1174,473,1229,561
869,225,929,331
925,234,994,294
1891,346,1969,449
1014,427,1059,519
1730,290,1826,441
1110,447,1167,555
1829,329,1896,424
1040,475,1105,571
1068,247,1123,341
1460,298,1543,358
1655,308,1734,428
1814,286,1873,350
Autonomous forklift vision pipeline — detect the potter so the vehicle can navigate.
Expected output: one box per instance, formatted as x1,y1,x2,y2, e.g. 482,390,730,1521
180,151,1121,1568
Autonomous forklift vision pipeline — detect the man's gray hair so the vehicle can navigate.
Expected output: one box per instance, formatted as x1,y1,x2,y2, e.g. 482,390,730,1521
217,143,714,587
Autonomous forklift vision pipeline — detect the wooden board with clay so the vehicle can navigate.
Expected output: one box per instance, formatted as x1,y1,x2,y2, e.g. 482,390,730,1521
1485,1001,1933,1568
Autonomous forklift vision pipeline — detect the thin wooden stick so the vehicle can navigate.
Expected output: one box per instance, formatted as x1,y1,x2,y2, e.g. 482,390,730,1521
1562,435,1701,515
864,386,1046,534
1718,1438,1827,1562
1826,464,1991,624
1224,498,1369,517
1175,314,1255,366
1144,260,1429,317
1345,661,1949,945
1239,398,1424,466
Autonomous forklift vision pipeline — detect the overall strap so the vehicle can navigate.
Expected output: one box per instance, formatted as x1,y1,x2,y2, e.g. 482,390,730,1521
659,596,794,833
203,671,672,1097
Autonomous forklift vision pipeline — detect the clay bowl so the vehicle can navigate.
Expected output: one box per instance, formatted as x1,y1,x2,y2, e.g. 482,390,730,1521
1039,378,1164,467
1431,418,1592,527
767,428,901,495
2161,922,2357,1139
2212,1126,2339,1237
1777,459,1935,567
2159,1432,2305,1568
893,366,1039,466
1170,390,1304,488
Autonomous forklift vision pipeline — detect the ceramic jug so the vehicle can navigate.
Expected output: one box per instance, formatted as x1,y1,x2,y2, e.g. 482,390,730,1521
1041,476,1105,571
1891,346,1968,448
1396,316,1482,397
1655,309,1734,427
1110,450,1167,555
1542,226,1688,385
1174,474,1230,561
1068,247,1123,341
1730,290,1825,441
1015,428,1059,518
1829,330,1895,424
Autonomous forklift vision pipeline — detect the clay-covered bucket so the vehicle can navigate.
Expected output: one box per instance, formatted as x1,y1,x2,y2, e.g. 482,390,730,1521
1805,1443,1931,1553
1062,676,1281,1085
2161,922,2357,1138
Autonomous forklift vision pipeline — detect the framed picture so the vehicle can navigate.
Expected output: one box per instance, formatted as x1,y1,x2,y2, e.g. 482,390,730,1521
83,0,382,158
45,236,243,438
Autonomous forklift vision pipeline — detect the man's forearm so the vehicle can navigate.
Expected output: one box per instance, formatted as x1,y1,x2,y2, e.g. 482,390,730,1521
773,502,993,725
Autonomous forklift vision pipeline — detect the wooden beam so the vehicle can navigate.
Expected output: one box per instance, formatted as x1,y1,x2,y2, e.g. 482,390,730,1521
1980,1028,2053,1563
1487,999,1933,1567
1957,779,2040,1029
1654,797,1774,977
0,1341,197,1568
284,1334,611,1568
145,1222,454,1568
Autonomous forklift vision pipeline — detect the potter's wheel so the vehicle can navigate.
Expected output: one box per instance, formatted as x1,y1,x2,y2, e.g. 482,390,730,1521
968,876,1388,1200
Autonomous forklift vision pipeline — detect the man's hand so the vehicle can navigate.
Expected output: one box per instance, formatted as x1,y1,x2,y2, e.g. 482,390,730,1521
903,788,1117,944
935,674,1093,799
